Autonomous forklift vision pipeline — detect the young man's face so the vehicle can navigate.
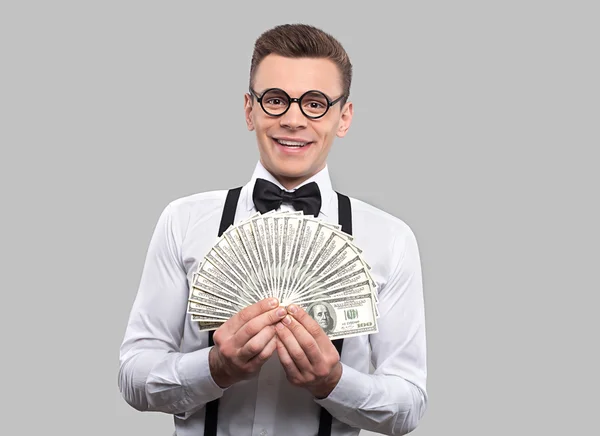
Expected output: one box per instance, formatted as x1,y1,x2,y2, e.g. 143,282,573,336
244,54,353,188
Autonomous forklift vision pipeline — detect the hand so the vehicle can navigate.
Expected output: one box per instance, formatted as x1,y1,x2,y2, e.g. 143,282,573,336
209,297,288,388
275,304,343,399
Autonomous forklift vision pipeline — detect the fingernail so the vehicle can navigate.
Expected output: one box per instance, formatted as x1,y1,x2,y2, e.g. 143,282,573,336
276,307,286,317
282,315,292,325
287,304,298,314
275,322,284,330
268,298,278,307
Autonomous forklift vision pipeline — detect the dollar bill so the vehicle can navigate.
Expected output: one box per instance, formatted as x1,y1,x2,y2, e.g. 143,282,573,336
282,217,309,302
187,301,231,320
236,220,270,298
250,215,273,295
279,216,303,302
222,225,266,300
295,278,376,306
194,320,224,331
264,215,277,299
297,292,378,340
286,218,319,296
273,213,290,297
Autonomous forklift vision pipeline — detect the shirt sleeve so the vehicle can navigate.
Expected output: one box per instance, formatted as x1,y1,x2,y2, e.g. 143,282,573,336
118,203,226,417
315,226,428,435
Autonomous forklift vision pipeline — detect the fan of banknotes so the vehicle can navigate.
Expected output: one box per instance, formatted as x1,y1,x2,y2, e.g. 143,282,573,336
187,210,379,340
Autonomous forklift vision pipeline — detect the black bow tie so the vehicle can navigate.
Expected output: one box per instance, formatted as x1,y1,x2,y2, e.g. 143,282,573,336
252,178,322,216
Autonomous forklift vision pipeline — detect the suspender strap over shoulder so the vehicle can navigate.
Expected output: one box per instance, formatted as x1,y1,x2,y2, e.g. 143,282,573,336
336,191,352,236
218,187,242,237
204,187,241,436
317,192,352,436
204,188,352,436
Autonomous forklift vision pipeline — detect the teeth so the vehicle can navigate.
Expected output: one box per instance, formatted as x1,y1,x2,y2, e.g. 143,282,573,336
276,139,308,147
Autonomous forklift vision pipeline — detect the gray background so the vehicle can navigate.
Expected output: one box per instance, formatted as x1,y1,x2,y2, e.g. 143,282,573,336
1,1,598,435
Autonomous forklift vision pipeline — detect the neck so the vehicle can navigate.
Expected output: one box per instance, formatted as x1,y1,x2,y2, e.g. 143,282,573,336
274,174,311,190
261,162,325,191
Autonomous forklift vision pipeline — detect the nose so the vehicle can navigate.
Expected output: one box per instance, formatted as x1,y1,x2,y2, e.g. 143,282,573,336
279,100,307,130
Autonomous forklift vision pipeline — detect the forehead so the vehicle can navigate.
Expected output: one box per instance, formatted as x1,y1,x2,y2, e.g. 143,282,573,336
254,54,342,96
313,304,327,311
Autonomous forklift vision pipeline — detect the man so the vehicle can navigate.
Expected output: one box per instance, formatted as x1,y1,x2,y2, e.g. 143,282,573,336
308,302,335,335
119,24,427,436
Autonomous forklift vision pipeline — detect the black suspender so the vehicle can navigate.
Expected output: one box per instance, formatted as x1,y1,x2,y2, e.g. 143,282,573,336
204,187,241,436
317,191,351,436
203,188,352,436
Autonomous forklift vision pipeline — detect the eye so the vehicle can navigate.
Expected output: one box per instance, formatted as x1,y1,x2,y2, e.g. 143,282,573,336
265,98,286,106
304,100,326,109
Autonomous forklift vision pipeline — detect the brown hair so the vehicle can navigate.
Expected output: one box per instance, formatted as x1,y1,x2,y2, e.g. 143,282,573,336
249,24,352,104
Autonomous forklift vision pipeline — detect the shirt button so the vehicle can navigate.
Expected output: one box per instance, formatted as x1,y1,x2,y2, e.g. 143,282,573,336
259,430,268,436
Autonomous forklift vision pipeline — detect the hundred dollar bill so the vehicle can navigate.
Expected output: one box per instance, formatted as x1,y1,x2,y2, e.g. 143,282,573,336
281,217,310,302
299,278,379,319
295,276,376,304
279,216,303,300
187,301,231,320
297,292,378,340
250,215,273,295
191,313,226,322
194,320,224,331
236,219,270,298
285,218,320,297
222,224,266,300
263,215,277,299
302,269,375,302
272,213,290,297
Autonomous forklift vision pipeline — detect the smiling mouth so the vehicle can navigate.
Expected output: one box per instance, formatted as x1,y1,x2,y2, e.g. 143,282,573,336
274,138,312,148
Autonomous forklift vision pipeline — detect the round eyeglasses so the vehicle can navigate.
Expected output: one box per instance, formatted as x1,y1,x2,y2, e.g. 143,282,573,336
249,88,346,119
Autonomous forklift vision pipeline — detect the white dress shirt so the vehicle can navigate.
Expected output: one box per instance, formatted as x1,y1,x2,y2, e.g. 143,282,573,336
118,161,428,436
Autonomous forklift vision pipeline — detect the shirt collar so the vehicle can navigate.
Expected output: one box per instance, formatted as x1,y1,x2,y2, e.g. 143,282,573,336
244,161,335,217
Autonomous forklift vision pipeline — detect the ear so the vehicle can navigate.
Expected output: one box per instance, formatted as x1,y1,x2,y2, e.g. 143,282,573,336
244,93,255,131
336,101,353,138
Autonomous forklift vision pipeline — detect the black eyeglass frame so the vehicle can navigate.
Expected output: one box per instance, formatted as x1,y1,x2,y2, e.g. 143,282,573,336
249,87,346,119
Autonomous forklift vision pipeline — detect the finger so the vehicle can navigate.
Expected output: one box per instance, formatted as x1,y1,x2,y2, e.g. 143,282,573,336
285,308,328,365
275,318,313,371
237,325,276,362
234,306,288,346
225,298,279,334
247,336,278,367
288,304,334,356
275,334,301,380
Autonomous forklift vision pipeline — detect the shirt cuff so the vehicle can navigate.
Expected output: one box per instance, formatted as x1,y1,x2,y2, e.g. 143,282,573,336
314,363,370,418
177,346,227,404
